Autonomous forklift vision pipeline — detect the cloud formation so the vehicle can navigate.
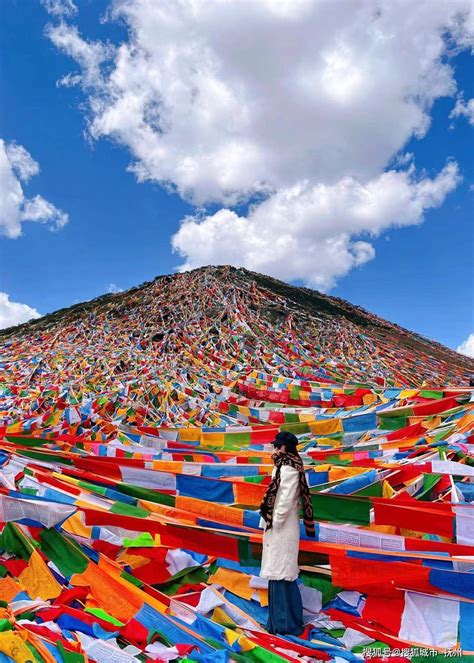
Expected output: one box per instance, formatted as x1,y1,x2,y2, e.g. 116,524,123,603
0,293,41,330
457,333,474,358
107,282,123,294
450,94,474,125
41,0,77,18
46,0,473,287
172,162,460,288
0,139,69,239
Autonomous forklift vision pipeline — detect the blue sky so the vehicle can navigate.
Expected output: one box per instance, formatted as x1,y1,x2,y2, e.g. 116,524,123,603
0,0,473,354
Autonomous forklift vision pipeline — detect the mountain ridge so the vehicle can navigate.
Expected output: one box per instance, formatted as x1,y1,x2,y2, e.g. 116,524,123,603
2,264,472,373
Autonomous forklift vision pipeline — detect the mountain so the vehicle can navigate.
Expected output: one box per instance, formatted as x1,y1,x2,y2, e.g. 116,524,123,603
1,265,472,436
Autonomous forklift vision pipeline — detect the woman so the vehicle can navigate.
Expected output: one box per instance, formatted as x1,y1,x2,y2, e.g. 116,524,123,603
259,431,315,635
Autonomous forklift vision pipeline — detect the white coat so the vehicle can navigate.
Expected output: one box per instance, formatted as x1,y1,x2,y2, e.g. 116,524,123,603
260,465,301,581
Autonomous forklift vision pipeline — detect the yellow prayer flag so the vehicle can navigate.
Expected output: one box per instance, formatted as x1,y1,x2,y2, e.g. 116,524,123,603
19,550,62,601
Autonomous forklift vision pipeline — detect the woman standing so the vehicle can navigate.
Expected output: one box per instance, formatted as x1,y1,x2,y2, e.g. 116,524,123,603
259,431,315,636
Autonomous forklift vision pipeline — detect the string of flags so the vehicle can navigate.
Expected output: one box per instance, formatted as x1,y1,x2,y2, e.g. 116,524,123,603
0,266,473,662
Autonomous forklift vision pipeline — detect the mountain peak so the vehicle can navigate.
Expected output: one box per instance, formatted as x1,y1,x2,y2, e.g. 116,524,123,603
1,265,472,434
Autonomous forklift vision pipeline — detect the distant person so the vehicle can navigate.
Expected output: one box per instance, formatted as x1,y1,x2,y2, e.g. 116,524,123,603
259,431,315,635
470,376,474,387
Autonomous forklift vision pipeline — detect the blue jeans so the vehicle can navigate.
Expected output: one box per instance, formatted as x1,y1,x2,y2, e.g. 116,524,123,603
266,579,304,636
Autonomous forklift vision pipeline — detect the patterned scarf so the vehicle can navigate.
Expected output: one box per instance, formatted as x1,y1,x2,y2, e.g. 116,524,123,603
260,451,315,537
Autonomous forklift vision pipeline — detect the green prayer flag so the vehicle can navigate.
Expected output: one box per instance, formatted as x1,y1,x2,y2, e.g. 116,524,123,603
311,493,372,525
300,571,341,604
6,436,46,447
0,522,35,560
117,483,176,507
353,480,383,497
419,390,443,400
39,528,89,576
57,641,86,663
0,619,13,632
85,608,124,626
378,415,408,430
123,532,154,547
418,473,442,500
110,500,149,518
26,642,46,663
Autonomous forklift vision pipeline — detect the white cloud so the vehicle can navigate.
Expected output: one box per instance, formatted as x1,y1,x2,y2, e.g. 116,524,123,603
0,293,41,330
395,152,414,167
57,72,82,88
46,0,472,285
47,23,113,89
107,282,123,294
0,139,69,238
21,195,68,232
173,162,460,289
450,94,474,125
41,0,77,18
457,333,474,358
5,143,40,182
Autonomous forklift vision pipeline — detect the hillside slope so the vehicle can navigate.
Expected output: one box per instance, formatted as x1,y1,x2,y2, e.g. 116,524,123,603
1,265,472,435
